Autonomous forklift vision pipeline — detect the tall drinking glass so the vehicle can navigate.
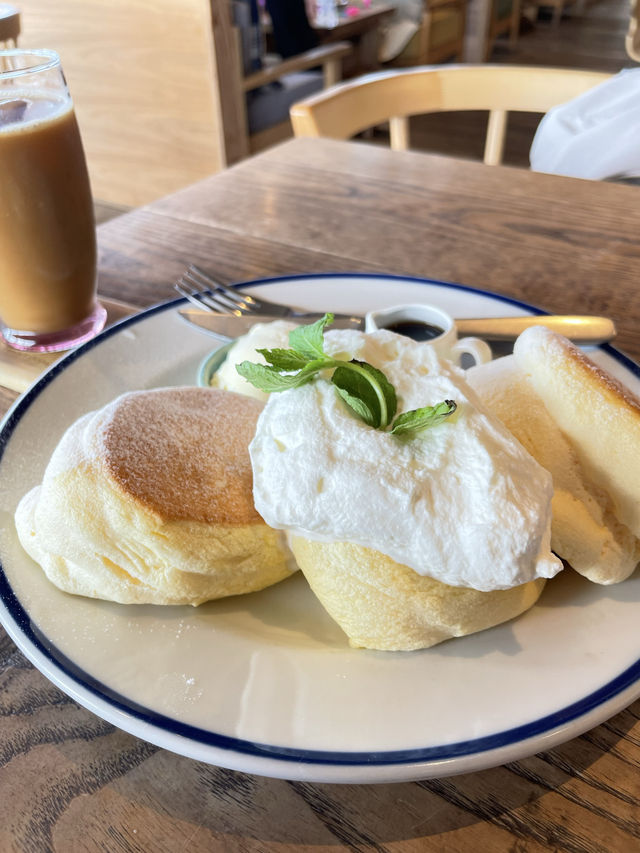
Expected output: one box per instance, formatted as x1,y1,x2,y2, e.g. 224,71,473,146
0,49,106,352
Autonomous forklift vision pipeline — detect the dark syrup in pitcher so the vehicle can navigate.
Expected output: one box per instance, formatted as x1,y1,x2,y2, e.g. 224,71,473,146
385,321,444,341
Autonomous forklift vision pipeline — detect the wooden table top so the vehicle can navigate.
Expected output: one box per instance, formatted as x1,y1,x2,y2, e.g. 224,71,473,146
1,137,639,851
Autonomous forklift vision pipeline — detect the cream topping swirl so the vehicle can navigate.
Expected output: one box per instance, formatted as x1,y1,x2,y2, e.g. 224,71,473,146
249,329,562,591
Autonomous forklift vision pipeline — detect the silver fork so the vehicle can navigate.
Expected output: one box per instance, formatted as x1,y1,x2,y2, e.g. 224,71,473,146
175,265,364,324
175,265,302,317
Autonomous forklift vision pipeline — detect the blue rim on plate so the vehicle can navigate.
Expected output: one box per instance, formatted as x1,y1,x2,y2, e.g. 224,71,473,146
1,273,639,781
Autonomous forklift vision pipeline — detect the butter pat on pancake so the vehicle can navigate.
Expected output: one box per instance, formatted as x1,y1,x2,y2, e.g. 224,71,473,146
15,387,295,605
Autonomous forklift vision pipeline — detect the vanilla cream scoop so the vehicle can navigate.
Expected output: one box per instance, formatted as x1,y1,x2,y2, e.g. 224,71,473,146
249,329,562,591
211,319,298,401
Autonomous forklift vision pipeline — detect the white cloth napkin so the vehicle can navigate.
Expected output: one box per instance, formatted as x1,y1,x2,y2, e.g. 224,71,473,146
529,68,640,181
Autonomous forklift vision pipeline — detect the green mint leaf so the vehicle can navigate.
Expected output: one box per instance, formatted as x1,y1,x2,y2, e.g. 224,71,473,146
236,358,327,392
357,361,398,427
334,386,377,427
235,362,303,392
257,347,310,371
288,313,334,360
390,399,457,437
235,313,456,441
331,360,397,429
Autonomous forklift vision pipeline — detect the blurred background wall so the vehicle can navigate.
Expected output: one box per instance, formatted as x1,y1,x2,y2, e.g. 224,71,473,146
16,0,226,207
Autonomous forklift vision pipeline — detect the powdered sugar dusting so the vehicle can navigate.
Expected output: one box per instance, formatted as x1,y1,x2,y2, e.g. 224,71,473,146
100,387,264,525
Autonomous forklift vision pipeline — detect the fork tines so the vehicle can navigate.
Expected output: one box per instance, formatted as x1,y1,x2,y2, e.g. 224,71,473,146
176,266,263,316
185,266,259,314
176,265,290,317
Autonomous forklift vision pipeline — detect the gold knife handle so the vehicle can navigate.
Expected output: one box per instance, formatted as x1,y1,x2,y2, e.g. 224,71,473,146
455,315,616,344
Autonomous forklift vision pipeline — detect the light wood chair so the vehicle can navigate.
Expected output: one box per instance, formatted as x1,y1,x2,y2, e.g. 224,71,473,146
383,0,467,67
0,4,20,46
290,64,612,166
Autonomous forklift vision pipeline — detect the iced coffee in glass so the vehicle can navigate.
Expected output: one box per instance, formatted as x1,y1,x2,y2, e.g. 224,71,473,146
0,49,106,352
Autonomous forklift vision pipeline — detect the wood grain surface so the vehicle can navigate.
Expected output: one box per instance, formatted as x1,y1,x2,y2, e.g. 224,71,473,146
98,138,640,362
1,137,639,852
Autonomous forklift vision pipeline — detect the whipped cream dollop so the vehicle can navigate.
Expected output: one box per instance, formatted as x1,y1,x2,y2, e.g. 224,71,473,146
250,329,562,591
211,320,298,401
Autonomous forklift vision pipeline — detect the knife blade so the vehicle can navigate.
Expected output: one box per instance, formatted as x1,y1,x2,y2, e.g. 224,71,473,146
178,308,363,341
178,308,616,345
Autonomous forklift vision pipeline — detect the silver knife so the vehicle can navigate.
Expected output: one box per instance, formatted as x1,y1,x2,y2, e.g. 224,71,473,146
178,308,362,342
178,308,616,345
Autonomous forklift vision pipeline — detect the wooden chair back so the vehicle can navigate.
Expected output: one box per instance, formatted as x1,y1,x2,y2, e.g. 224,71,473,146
238,41,351,160
290,64,612,165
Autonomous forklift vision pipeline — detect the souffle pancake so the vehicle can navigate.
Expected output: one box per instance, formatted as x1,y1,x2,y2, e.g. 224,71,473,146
15,387,294,605
246,324,561,651
468,326,640,584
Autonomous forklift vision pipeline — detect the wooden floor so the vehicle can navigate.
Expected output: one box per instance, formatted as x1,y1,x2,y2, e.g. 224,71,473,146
409,0,636,166
94,0,635,222
501,0,635,73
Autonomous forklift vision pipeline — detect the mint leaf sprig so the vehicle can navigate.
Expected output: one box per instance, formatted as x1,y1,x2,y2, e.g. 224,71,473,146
236,313,456,437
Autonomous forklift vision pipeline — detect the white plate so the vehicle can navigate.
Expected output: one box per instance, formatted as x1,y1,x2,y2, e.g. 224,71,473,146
1,274,639,784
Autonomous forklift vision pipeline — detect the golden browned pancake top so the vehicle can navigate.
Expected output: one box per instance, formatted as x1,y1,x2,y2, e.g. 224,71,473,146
551,331,640,415
101,387,264,525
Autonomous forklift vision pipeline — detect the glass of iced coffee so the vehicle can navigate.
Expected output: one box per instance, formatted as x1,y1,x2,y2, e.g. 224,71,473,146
0,49,106,352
